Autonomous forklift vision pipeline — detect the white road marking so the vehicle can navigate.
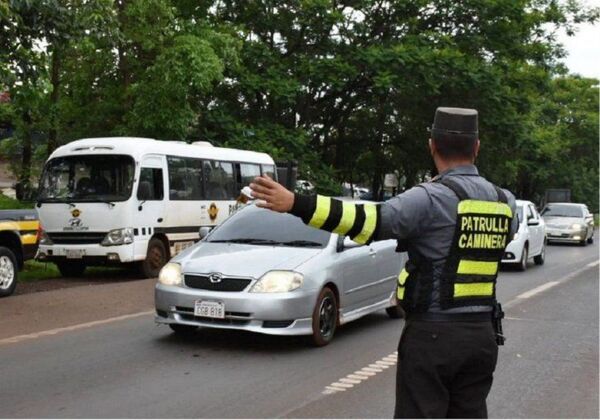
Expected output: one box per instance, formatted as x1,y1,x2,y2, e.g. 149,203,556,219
355,370,376,377
339,378,361,384
504,260,599,309
348,374,370,380
516,281,560,299
322,351,398,395
586,260,600,267
0,310,154,346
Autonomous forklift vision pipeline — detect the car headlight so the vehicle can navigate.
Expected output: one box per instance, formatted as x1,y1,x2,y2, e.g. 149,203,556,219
158,263,183,286
250,271,304,293
101,228,134,246
570,223,583,230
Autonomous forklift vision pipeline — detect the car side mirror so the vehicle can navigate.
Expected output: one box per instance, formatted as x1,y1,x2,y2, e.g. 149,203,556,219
199,226,211,240
337,236,361,252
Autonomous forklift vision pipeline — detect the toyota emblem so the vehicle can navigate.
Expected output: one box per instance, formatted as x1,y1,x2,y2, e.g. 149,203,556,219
209,273,223,283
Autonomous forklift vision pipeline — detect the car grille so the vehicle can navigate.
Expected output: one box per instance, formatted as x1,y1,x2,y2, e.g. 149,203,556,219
47,232,107,244
184,275,252,292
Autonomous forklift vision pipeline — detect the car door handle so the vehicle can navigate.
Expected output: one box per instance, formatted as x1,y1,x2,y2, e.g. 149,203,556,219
369,249,377,257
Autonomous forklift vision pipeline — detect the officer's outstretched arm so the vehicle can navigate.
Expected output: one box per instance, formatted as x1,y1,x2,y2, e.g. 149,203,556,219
250,176,381,245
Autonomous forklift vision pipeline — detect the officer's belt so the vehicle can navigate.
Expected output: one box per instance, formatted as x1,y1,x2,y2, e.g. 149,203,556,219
407,311,491,322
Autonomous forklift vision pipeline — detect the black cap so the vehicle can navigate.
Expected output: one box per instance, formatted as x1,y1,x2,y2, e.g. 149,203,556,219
429,107,478,137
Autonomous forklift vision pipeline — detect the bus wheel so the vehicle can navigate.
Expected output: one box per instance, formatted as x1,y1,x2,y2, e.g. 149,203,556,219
56,261,86,278
139,238,167,278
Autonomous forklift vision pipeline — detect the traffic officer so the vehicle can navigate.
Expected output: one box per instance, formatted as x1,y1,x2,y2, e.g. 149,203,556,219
249,107,517,419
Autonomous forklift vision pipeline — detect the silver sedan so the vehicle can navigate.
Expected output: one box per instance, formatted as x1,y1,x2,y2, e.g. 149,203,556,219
541,202,595,245
155,204,405,346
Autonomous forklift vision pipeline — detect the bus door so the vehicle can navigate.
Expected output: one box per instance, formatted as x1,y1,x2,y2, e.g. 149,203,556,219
136,155,167,244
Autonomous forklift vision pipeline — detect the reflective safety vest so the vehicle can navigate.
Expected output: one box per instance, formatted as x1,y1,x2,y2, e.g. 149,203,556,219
397,178,513,312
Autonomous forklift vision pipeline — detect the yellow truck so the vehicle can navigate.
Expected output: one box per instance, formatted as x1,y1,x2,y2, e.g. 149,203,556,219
0,209,39,297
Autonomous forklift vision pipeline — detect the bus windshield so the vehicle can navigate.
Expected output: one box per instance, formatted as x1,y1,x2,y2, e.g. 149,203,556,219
38,155,135,203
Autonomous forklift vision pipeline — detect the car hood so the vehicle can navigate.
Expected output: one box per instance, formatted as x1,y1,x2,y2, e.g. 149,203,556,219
177,242,324,278
543,216,583,227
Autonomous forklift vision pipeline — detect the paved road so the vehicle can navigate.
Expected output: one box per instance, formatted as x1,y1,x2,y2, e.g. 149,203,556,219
0,241,597,418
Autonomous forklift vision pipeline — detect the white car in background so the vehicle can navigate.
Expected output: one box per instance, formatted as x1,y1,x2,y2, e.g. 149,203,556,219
502,200,547,271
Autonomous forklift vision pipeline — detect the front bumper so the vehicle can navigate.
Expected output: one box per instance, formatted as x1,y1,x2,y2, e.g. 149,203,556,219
155,283,318,336
546,228,586,243
502,240,522,263
36,243,136,264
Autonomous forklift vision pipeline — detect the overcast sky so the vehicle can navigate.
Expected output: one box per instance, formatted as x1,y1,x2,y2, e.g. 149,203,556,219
557,0,599,78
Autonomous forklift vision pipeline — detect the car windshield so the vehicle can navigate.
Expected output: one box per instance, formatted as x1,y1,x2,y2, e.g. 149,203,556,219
207,205,331,248
38,155,135,203
541,204,583,218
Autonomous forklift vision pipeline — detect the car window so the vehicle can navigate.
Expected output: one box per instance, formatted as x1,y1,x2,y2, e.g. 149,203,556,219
528,205,538,220
541,204,584,218
527,205,535,220
207,205,331,247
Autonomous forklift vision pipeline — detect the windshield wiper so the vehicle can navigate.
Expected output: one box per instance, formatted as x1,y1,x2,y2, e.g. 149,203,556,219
208,238,281,245
279,240,323,247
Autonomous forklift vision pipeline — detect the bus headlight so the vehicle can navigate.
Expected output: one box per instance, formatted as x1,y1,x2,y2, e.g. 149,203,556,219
250,271,303,293
158,263,183,286
101,228,134,246
39,229,53,245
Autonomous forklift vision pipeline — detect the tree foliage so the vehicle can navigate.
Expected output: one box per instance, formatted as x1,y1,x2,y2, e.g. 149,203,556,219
0,0,598,207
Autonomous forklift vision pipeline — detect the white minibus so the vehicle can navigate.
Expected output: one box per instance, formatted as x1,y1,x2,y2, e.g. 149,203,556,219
36,137,277,278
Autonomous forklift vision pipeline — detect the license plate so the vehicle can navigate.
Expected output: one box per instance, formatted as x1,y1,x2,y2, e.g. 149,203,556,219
65,249,85,259
174,241,194,255
194,301,225,319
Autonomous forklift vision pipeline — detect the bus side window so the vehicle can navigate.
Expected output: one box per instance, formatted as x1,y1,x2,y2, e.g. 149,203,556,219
138,168,164,200
204,160,236,200
167,157,189,200
261,164,275,179
240,163,261,188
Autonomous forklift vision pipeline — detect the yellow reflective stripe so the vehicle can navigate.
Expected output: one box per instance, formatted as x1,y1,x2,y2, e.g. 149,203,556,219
454,282,494,298
398,269,409,286
397,286,405,300
353,203,377,244
457,260,498,276
457,200,512,217
16,221,39,230
333,201,356,235
308,195,331,229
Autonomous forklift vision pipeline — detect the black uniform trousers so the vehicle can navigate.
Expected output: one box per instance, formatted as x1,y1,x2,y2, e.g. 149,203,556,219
394,319,498,419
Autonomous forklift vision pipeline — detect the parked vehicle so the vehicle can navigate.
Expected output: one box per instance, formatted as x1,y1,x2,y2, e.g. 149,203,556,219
0,209,39,297
542,202,594,245
502,200,546,271
35,137,277,278
155,204,404,346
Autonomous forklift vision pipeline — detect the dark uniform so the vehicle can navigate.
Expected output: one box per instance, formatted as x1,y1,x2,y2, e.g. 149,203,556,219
286,108,517,418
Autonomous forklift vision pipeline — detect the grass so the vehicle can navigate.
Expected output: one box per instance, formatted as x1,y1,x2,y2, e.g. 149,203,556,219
0,194,34,210
20,260,123,282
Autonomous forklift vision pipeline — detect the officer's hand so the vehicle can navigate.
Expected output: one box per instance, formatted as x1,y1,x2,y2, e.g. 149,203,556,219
249,176,295,213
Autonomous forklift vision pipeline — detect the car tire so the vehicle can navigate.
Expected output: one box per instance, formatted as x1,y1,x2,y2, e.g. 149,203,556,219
169,324,198,335
310,287,338,347
534,241,546,265
517,246,528,271
587,234,594,244
385,305,405,319
139,238,168,278
0,247,18,298
56,261,86,277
